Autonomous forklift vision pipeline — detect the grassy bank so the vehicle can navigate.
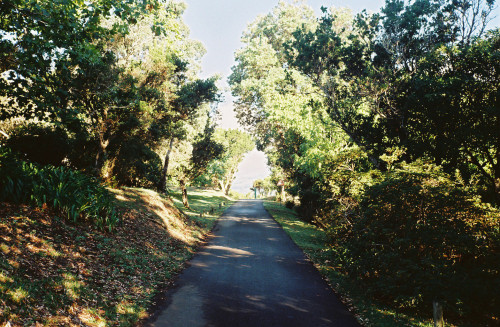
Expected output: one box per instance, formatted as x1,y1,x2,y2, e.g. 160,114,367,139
263,200,441,327
0,187,232,326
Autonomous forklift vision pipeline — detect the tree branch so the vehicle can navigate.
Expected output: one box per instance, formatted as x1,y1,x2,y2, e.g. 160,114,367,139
464,147,495,185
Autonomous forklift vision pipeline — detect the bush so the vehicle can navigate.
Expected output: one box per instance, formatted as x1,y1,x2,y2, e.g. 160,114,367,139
0,147,33,203
228,190,246,199
0,147,119,230
285,200,295,209
5,122,71,166
330,165,500,323
112,140,162,189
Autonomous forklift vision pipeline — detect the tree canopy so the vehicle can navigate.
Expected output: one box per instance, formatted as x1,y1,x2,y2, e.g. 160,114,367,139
1,0,222,193
230,2,499,322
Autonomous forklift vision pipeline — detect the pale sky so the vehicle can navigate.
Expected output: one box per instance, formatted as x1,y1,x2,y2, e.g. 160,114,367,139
183,0,499,193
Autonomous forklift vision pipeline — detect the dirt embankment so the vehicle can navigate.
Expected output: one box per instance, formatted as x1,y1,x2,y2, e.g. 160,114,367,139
1,187,216,326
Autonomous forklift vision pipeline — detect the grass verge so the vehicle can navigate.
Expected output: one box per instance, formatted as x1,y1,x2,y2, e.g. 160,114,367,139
168,187,233,231
263,200,446,327
1,187,232,326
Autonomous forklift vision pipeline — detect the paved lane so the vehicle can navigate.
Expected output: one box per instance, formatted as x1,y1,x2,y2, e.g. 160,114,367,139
146,200,360,327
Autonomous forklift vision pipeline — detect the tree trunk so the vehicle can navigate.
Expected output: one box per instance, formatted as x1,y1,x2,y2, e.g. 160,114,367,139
222,165,238,195
95,117,111,177
160,137,175,192
179,179,190,209
433,301,444,327
224,182,232,196
95,137,110,176
218,180,226,192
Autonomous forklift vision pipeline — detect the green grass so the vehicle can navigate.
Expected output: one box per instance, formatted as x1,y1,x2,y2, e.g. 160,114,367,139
169,187,234,230
263,200,444,327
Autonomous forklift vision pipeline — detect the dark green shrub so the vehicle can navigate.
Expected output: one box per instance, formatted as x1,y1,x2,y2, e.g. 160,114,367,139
0,147,33,203
331,166,500,323
112,140,162,189
285,200,295,209
65,130,98,172
295,189,322,223
0,148,119,230
6,123,71,166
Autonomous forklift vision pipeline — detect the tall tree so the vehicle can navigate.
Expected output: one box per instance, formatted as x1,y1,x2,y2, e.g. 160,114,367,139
0,0,162,121
284,0,499,203
229,2,356,219
209,129,254,195
170,116,224,208
1,0,221,190
159,77,220,192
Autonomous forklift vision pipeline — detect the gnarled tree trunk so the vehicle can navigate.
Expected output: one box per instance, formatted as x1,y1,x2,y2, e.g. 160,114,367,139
224,180,232,196
221,165,238,195
95,128,110,177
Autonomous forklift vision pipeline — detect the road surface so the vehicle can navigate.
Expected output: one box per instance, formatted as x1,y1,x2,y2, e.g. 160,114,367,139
146,200,360,327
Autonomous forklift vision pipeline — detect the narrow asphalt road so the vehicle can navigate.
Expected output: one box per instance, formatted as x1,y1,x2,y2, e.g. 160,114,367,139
146,200,360,327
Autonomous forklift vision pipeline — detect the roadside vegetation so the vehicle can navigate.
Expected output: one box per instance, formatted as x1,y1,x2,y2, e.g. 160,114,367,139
0,187,231,326
264,200,497,327
237,1,500,326
169,187,234,230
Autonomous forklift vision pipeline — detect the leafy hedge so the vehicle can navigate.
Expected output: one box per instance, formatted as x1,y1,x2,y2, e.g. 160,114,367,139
0,148,118,230
322,163,500,324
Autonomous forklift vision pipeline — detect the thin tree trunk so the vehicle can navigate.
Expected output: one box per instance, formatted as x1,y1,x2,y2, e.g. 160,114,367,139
179,179,190,208
160,137,175,192
222,165,238,195
224,182,232,196
95,116,111,177
218,180,225,192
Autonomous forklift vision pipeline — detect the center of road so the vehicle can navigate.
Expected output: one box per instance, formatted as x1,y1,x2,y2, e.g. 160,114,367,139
146,200,360,327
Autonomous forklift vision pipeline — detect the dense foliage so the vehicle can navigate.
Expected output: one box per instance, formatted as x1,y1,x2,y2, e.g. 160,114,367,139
230,0,500,324
287,0,500,202
0,0,223,224
195,128,255,194
1,148,118,230
325,163,499,322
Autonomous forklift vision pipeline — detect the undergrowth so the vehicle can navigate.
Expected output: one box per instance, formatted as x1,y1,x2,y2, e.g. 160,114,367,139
1,187,231,326
265,200,456,327
0,148,117,230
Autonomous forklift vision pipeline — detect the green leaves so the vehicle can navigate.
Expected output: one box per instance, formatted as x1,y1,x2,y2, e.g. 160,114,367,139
195,128,254,193
331,164,500,320
0,148,118,230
